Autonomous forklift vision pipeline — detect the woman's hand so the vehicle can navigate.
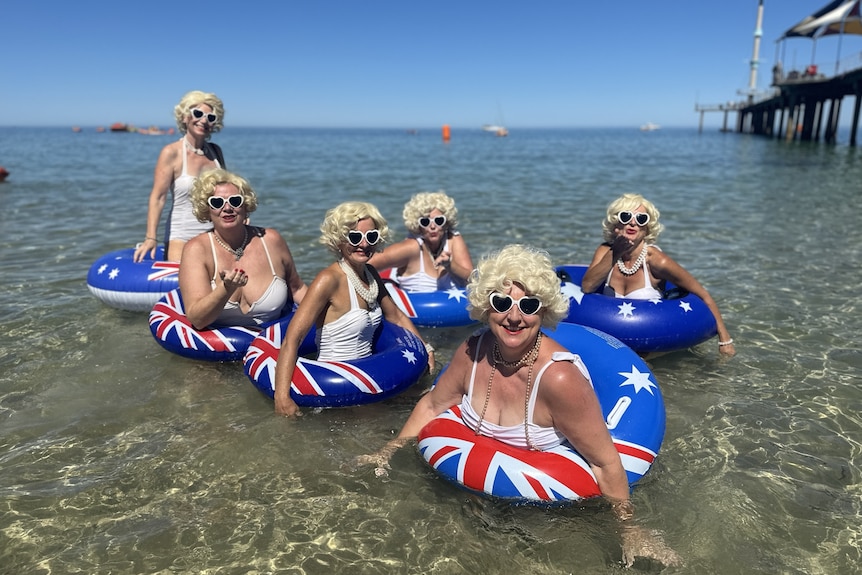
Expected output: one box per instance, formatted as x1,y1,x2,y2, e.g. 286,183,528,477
424,343,436,373
719,341,736,357
433,250,452,270
274,394,301,417
219,268,248,293
133,238,158,263
349,438,410,477
611,234,636,260
620,524,683,568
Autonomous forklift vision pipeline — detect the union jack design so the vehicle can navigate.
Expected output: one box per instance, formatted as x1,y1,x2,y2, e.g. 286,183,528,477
384,283,418,318
244,323,381,397
418,406,658,503
149,289,258,356
147,261,180,282
244,323,283,389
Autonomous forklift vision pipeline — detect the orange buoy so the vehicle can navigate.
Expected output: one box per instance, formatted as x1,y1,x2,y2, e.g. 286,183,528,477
442,124,451,141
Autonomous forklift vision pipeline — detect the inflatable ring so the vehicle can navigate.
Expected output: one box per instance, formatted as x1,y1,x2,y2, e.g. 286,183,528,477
557,264,717,353
87,247,179,312
417,322,665,504
379,268,473,328
148,289,263,362
244,318,428,407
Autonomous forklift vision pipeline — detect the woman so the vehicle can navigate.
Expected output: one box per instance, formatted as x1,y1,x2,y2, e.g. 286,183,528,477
133,90,227,263
274,202,434,417
178,169,307,330
581,193,736,357
369,191,472,290
358,245,680,567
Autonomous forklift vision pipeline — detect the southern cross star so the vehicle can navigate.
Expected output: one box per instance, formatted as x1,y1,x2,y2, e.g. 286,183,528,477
402,349,418,364
446,288,467,302
618,365,657,395
560,282,584,305
617,301,636,318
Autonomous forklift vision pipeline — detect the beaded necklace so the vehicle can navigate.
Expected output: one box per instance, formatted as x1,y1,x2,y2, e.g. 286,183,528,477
338,259,379,308
213,226,249,261
474,332,543,450
183,136,206,156
617,243,648,276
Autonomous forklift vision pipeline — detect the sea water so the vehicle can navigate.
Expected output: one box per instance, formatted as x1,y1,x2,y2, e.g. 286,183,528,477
0,126,860,574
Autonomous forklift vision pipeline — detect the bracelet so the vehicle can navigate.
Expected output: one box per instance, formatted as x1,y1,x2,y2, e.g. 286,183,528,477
145,236,158,242
718,339,734,346
424,343,435,354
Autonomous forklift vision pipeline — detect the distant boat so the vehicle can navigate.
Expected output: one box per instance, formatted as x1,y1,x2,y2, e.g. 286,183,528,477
483,101,509,137
0,166,9,182
110,122,129,132
481,124,509,137
640,122,660,132
138,126,169,136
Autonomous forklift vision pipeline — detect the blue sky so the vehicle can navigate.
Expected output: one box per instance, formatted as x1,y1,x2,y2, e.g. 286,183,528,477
3,1,858,129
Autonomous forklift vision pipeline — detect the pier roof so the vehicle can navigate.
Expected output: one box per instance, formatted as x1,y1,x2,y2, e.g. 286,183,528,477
780,0,862,39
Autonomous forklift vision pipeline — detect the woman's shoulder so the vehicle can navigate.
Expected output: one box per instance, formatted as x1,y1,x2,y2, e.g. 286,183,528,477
158,139,183,160
254,226,285,242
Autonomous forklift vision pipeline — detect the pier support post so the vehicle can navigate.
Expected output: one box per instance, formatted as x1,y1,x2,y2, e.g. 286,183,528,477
851,91,861,147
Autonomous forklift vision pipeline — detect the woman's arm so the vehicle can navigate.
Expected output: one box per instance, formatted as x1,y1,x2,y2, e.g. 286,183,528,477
542,362,631,504
273,267,339,416
178,235,247,329
648,251,736,356
581,244,615,293
134,144,177,262
437,233,473,286
367,238,417,272
354,338,471,469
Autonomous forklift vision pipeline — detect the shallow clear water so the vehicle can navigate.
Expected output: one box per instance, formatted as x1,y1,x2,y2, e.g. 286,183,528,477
1,126,860,574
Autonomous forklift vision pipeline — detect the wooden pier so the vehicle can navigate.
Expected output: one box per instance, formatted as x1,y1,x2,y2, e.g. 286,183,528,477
697,64,862,145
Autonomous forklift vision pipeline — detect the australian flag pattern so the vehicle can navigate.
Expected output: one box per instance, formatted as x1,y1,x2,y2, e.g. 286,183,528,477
244,318,428,407
416,322,665,504
148,289,259,361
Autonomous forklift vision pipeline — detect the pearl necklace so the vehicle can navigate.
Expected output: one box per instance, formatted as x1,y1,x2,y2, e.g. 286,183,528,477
184,136,206,156
339,260,379,308
474,332,543,450
213,227,248,261
617,244,648,276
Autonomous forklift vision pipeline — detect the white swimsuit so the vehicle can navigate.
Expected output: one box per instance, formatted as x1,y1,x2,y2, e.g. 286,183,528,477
459,330,593,451
209,231,288,327
388,236,458,292
316,270,383,361
166,139,221,242
603,246,663,300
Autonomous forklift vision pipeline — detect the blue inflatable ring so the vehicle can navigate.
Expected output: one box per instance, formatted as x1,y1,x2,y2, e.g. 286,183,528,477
557,264,717,354
244,317,428,407
148,289,264,362
417,322,665,504
87,247,179,312
379,268,473,328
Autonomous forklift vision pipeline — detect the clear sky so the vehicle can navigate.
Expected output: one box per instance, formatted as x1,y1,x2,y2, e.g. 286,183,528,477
3,1,858,129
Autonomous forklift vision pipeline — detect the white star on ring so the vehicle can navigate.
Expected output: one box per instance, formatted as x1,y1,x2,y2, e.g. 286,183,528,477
617,301,636,318
619,365,657,395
